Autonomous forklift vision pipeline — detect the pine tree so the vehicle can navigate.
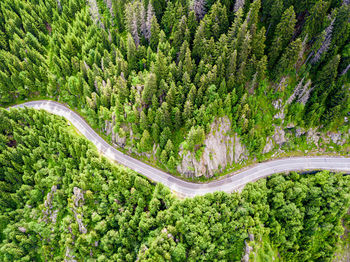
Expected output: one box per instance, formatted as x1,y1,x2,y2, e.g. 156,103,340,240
187,10,199,40
227,8,244,49
127,33,137,71
161,2,175,34
275,38,302,78
308,54,340,116
167,155,177,170
153,51,168,86
139,130,152,152
207,1,229,40
140,110,149,131
140,3,147,40
151,0,166,21
131,13,140,47
164,139,174,156
186,126,205,152
160,102,171,129
226,49,237,91
172,16,190,52
166,86,176,109
151,122,160,143
305,0,330,38
256,55,268,83
246,0,261,38
264,0,283,36
331,4,350,52
251,27,266,60
160,127,171,148
172,107,182,129
142,73,157,105
268,6,297,68
315,54,340,92
160,149,168,163
183,47,194,78
183,99,193,122
145,3,154,42
150,16,160,50
192,21,207,61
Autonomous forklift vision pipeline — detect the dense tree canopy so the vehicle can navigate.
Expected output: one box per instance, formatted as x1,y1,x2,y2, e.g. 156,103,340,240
0,0,349,260
0,0,348,176
0,108,349,261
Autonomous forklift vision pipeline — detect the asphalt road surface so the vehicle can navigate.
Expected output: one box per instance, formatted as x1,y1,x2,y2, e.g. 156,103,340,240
10,100,350,197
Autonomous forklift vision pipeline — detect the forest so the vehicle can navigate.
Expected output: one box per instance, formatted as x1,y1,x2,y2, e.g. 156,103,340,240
0,0,349,178
0,107,349,261
0,0,350,260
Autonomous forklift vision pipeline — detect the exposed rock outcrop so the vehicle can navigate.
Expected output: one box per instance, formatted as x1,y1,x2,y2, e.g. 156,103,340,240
71,187,87,234
241,240,253,262
272,126,286,146
306,128,320,145
42,185,58,224
263,125,349,155
263,138,274,154
177,117,247,178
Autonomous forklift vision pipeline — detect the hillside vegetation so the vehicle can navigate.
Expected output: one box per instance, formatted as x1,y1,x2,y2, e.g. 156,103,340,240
0,0,349,178
0,108,349,261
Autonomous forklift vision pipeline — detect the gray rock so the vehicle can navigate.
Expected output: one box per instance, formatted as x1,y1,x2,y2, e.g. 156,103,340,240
42,185,58,224
306,128,319,145
18,227,26,233
234,133,247,163
242,240,253,262
263,137,274,154
295,128,305,137
329,132,341,145
73,187,84,207
177,117,247,178
272,126,286,145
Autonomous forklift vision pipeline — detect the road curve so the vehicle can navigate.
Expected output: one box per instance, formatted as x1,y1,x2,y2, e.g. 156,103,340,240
9,100,350,197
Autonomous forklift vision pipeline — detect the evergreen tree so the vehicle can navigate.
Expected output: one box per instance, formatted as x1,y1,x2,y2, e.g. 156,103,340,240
140,110,149,131
172,16,190,52
127,33,137,71
186,125,205,152
151,0,166,21
305,1,330,38
192,21,207,61
275,38,302,78
142,73,157,105
139,130,152,152
160,127,171,148
268,6,297,68
150,16,160,51
146,3,155,41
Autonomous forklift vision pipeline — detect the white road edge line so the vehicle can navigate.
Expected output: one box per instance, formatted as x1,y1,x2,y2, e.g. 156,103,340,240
7,100,350,197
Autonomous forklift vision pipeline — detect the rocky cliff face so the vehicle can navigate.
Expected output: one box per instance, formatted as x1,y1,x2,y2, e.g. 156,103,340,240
177,117,247,178
103,111,349,179
262,125,349,155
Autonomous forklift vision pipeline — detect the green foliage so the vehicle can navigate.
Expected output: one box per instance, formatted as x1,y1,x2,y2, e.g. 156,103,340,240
268,6,297,68
0,0,349,196
139,130,153,152
184,126,205,152
0,109,349,261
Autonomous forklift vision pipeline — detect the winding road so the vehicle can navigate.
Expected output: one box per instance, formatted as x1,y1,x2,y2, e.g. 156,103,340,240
10,100,350,197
